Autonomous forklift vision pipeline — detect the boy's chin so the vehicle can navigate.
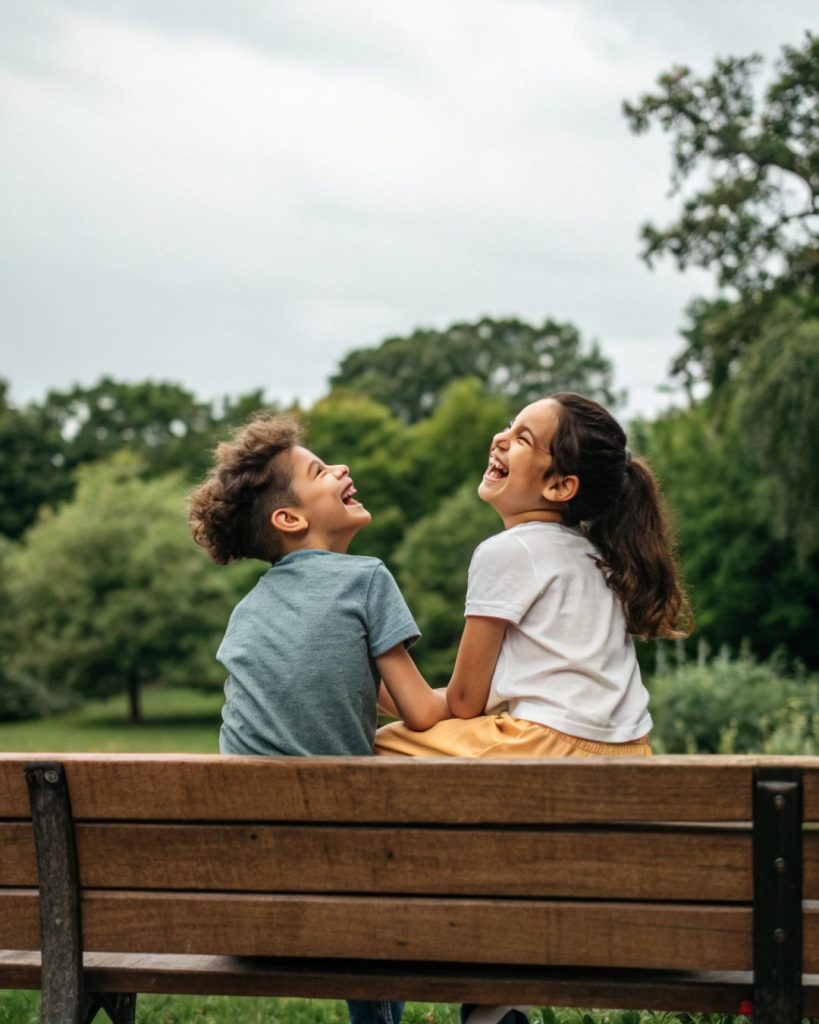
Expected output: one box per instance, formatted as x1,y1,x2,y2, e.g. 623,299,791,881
348,505,372,528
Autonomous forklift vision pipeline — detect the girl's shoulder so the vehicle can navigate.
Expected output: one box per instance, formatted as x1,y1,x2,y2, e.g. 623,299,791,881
479,522,588,554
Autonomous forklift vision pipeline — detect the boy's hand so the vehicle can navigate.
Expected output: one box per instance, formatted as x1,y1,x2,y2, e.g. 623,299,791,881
376,644,451,731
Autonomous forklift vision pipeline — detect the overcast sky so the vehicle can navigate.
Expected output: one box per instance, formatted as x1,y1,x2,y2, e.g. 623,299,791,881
1,1,815,419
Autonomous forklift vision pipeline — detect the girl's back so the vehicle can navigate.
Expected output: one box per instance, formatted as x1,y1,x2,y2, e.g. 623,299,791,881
472,521,651,743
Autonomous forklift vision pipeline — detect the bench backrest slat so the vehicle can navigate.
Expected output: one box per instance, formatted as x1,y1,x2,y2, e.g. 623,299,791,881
0,821,759,900
5,754,819,822
0,888,755,971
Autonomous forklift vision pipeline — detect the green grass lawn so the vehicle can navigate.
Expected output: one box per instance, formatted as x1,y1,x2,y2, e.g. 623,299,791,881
0,992,700,1024
0,686,223,753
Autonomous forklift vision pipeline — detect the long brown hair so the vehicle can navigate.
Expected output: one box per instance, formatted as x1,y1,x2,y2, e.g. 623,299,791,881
548,392,691,640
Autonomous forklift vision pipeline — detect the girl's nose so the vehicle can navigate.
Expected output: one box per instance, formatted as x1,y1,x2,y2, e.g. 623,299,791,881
492,429,510,450
332,463,350,478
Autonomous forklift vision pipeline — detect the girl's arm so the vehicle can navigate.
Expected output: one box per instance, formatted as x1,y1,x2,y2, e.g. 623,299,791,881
446,616,508,718
377,682,400,717
376,644,450,731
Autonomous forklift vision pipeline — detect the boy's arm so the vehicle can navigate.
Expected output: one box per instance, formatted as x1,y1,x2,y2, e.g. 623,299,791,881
376,644,450,731
446,615,508,718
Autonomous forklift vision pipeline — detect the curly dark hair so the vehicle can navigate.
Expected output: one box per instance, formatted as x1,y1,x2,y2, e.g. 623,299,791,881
189,412,303,565
548,392,692,640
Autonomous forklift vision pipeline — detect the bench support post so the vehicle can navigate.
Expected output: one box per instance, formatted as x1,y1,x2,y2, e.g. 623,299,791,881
753,767,803,1024
25,762,84,1024
25,761,137,1024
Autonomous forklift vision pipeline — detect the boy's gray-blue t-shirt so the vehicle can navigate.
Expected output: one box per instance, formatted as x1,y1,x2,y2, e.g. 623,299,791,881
218,549,419,757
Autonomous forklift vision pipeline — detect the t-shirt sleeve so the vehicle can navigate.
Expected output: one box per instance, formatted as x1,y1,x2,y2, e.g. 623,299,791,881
365,562,421,658
465,533,542,625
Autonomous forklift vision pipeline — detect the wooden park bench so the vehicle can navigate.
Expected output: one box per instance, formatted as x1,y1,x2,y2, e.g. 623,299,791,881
0,753,817,1024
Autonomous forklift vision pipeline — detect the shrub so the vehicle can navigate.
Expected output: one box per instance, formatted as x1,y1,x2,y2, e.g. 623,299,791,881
647,647,819,754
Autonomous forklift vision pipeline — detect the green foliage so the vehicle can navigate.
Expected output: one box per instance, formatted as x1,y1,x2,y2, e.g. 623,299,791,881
331,316,621,423
39,377,218,476
0,378,276,544
305,392,412,562
0,994,732,1024
402,379,512,520
0,381,72,540
648,648,819,755
731,301,819,562
633,403,819,666
394,482,499,683
2,454,255,723
624,33,819,391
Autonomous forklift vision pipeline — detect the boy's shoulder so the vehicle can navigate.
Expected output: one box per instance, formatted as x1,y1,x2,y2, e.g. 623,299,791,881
269,550,389,584
308,551,388,579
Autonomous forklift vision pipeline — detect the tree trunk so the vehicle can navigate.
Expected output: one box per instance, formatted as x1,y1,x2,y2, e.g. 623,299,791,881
127,676,143,725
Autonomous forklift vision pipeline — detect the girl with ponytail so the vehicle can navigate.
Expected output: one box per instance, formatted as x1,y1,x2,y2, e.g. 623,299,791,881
376,393,691,758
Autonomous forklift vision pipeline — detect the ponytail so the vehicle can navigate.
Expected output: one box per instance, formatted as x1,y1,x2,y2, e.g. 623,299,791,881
548,393,691,640
586,455,691,639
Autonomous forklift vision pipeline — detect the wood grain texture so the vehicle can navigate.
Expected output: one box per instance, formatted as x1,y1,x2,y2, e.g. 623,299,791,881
0,889,753,971
0,821,754,901
5,753,813,823
0,951,773,1013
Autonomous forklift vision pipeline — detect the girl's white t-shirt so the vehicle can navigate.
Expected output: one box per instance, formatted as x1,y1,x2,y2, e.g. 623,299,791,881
465,522,652,743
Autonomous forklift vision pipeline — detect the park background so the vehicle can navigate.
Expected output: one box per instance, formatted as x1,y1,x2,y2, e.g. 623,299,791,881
0,3,817,1021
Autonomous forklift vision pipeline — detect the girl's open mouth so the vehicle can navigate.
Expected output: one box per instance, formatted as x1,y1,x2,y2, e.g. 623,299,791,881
484,456,508,481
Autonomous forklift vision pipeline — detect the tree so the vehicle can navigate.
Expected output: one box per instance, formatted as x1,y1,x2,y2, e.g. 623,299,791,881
624,33,819,391
0,380,72,540
732,301,819,563
305,392,412,562
394,482,499,683
632,405,819,667
38,378,220,478
402,378,513,521
0,378,278,542
330,316,621,423
4,454,254,723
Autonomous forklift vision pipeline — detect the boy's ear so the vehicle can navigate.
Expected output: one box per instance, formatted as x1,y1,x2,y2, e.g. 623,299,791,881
270,507,309,535
542,474,579,505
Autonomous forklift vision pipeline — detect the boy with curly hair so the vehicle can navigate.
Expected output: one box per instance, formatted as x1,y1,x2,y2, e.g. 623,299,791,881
190,411,446,759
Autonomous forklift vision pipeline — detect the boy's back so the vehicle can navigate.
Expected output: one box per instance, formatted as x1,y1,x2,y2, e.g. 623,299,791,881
218,549,418,757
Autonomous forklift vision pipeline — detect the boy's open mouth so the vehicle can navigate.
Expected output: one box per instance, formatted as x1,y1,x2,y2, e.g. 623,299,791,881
341,481,360,506
484,455,508,481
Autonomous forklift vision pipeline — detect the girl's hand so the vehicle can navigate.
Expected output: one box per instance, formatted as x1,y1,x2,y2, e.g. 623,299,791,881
446,616,508,718
376,644,451,731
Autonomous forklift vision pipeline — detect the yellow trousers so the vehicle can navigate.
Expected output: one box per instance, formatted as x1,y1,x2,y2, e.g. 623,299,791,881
375,712,652,758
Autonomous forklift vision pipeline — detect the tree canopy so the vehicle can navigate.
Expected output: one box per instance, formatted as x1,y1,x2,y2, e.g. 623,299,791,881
330,316,621,423
4,454,254,723
624,33,819,391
